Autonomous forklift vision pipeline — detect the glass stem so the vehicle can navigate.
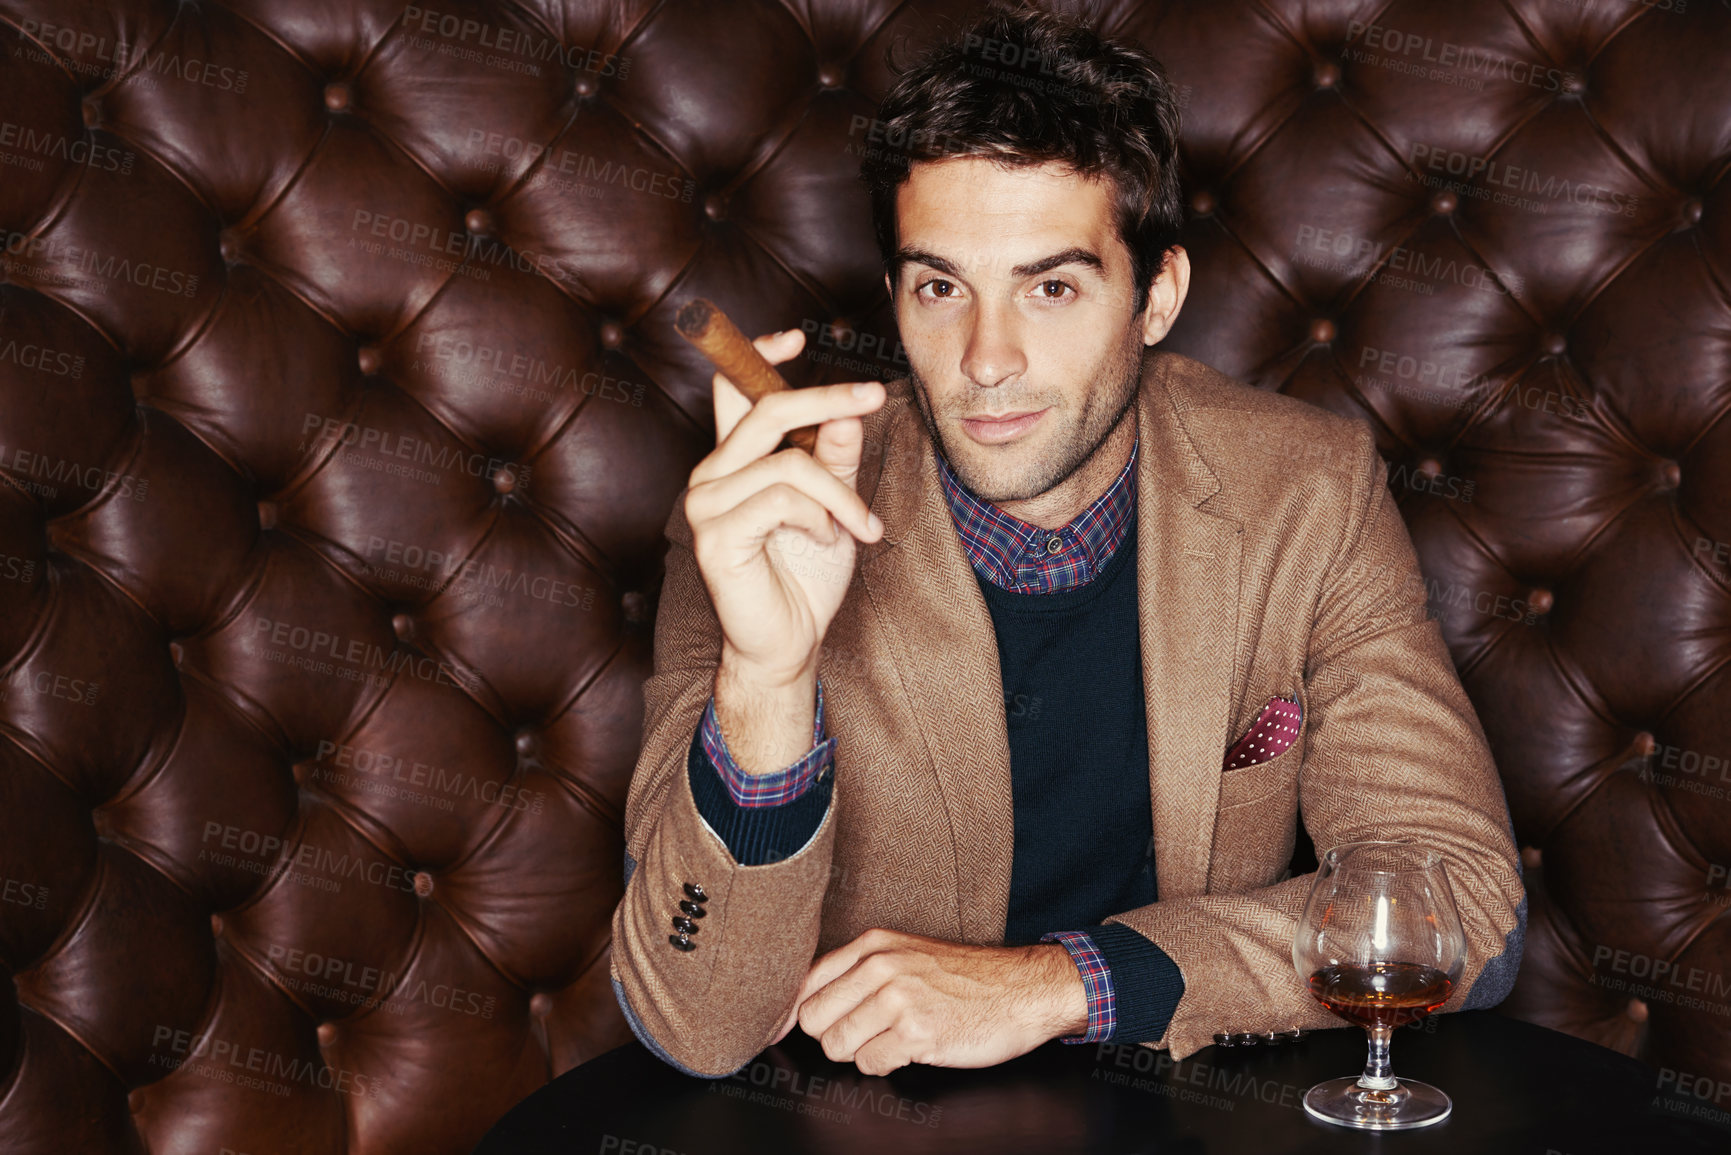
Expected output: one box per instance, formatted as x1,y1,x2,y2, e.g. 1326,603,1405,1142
1358,1026,1397,1091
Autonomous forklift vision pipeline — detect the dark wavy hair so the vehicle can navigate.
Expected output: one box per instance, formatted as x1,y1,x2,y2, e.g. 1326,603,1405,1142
859,4,1185,316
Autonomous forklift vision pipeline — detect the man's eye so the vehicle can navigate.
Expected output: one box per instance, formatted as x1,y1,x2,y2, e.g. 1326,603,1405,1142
921,279,956,298
1037,280,1073,299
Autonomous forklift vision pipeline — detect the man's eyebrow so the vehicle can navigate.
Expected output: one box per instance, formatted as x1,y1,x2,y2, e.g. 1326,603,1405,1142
893,246,1107,279
1011,247,1105,278
894,247,963,277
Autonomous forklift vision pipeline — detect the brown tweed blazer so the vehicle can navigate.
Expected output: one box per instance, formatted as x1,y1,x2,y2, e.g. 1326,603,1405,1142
611,349,1524,1076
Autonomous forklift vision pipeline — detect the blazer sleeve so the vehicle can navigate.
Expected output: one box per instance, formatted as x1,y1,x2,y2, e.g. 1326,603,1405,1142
1097,421,1525,1061
687,682,837,866
610,488,840,1077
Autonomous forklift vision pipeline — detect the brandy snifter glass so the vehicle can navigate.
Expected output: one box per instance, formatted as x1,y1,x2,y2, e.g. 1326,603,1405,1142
1292,840,1467,1130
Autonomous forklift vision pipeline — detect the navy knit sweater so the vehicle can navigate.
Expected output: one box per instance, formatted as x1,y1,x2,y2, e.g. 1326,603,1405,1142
974,507,1182,1040
688,502,1185,1042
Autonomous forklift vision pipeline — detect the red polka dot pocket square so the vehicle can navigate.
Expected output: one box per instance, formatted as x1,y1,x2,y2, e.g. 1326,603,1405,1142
1222,695,1303,771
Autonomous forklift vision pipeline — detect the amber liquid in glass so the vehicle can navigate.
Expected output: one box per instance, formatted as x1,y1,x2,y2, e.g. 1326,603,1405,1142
1308,962,1453,1030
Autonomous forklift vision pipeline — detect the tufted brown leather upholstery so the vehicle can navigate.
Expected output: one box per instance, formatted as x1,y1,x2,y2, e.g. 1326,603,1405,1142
0,1,1725,1151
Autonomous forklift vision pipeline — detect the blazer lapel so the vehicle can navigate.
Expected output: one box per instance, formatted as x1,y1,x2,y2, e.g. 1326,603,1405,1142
857,402,1015,945
848,351,1246,941
1137,353,1244,900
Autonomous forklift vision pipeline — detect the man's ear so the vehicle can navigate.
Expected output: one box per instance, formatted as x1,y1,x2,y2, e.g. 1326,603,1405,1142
1141,246,1191,346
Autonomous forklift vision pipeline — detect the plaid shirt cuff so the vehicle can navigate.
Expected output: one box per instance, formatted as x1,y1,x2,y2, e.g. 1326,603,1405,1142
699,677,835,808
1040,929,1115,1042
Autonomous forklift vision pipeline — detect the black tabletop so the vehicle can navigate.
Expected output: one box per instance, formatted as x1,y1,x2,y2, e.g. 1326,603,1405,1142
475,1011,1730,1155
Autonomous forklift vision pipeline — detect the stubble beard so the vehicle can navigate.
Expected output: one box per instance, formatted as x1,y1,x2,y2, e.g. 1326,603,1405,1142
908,333,1145,504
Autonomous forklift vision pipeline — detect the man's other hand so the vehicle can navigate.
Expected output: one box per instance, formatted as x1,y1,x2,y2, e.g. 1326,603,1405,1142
770,927,1089,1075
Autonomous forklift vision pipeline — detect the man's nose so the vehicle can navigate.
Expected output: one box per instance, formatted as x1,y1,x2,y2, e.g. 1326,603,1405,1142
959,298,1027,388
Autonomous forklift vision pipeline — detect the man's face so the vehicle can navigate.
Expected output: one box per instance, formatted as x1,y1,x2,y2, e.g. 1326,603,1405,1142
888,156,1180,504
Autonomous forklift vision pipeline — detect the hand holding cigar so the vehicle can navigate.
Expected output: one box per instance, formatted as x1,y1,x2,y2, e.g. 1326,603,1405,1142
677,301,885,778
675,299,820,455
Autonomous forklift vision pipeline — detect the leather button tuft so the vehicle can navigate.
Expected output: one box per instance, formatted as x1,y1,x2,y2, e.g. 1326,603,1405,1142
1632,731,1657,757
413,871,434,897
1626,997,1648,1022
1526,588,1554,615
669,933,697,952
357,345,383,375
210,913,224,936
515,730,535,755
1658,460,1681,490
817,64,845,89
128,1089,145,1112
1430,190,1457,216
257,501,278,530
599,322,624,349
1520,845,1542,870
1540,331,1567,357
169,641,185,667
622,591,648,622
1415,456,1444,477
1313,61,1339,89
574,75,599,99
1309,318,1336,344
324,82,352,113
1681,198,1703,226
678,899,706,917
704,194,727,221
317,1022,338,1045
218,229,244,264
1190,190,1215,216
530,992,553,1017
391,613,414,641
82,97,102,129
684,882,707,902
465,208,496,237
492,467,517,495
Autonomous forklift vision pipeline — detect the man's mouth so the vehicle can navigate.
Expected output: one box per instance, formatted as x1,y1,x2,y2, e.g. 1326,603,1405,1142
959,408,1048,445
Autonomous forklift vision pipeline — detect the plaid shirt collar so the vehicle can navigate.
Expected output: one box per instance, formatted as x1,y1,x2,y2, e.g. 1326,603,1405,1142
936,431,1139,594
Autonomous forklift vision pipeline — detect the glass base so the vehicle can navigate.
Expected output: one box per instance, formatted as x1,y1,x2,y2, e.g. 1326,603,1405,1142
1303,1076,1452,1130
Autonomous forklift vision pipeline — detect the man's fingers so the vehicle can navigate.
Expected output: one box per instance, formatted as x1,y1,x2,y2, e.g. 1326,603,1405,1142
809,413,866,487
711,329,807,445
794,934,880,1008
699,380,886,485
701,484,843,566
851,1027,917,1077
786,929,909,1052
798,951,904,1043
815,984,905,1066
754,327,806,362
687,449,880,544
711,369,753,445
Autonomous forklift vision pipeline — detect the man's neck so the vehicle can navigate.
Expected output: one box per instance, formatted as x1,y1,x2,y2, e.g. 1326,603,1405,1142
989,409,1138,530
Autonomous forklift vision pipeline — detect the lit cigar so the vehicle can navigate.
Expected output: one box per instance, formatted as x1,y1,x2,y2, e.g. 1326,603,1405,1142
674,298,819,454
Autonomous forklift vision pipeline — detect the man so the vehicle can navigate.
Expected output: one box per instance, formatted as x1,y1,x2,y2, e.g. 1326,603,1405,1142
611,5,1525,1078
